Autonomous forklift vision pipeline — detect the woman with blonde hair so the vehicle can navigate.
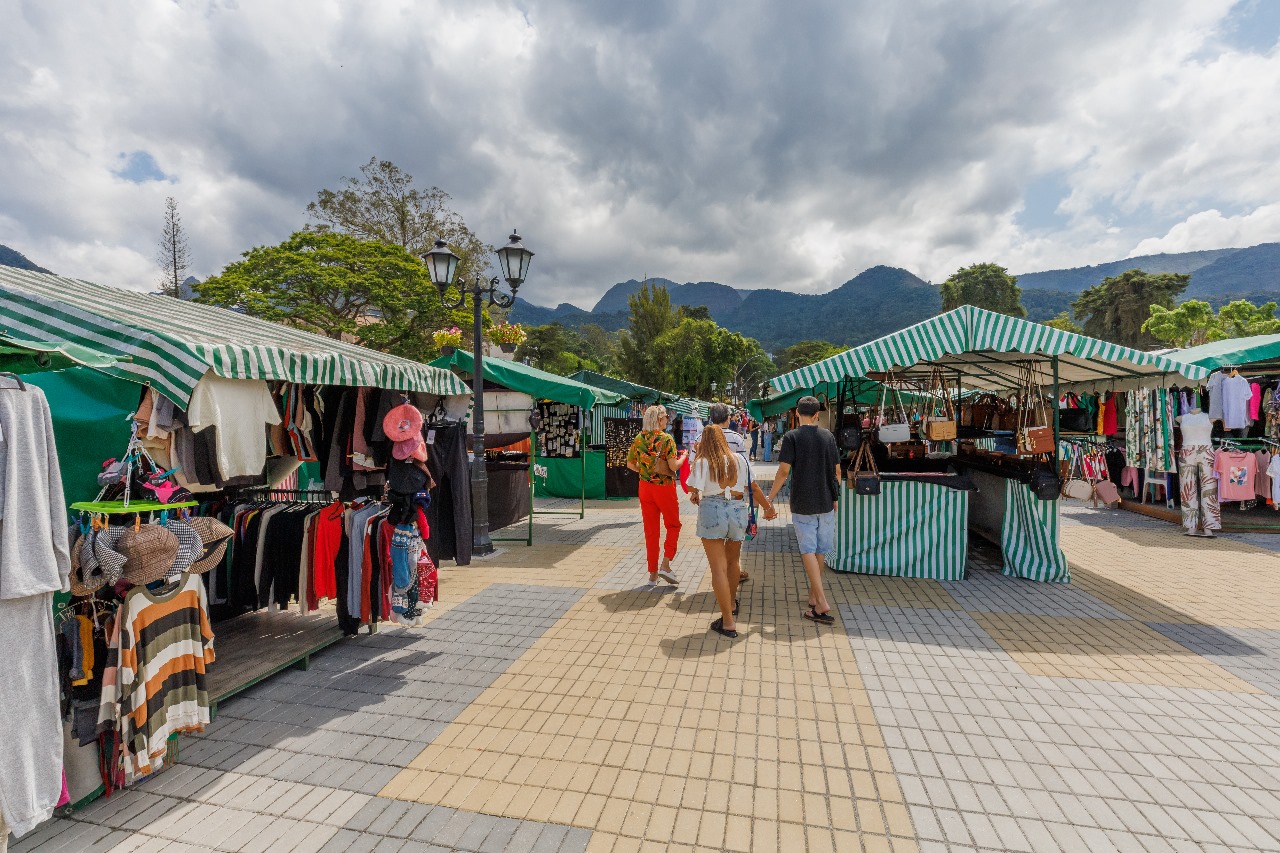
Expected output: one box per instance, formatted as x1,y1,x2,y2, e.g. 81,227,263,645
688,424,776,638
627,404,687,585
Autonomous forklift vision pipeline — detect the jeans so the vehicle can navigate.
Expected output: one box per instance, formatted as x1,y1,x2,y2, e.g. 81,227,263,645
792,510,835,555
695,494,749,541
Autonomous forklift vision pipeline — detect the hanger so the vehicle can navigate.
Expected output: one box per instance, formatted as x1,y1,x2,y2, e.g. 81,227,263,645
0,372,26,390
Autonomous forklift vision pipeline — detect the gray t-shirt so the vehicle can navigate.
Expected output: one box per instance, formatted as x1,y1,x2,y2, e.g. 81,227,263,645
778,425,840,516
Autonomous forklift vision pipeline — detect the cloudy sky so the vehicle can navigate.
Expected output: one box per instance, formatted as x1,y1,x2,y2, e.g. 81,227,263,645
2,0,1279,309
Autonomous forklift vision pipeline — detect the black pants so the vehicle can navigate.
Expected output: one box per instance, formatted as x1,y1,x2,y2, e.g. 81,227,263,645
426,422,473,566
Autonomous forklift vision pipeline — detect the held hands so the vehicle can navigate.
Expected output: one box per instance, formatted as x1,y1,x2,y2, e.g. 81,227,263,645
763,502,778,521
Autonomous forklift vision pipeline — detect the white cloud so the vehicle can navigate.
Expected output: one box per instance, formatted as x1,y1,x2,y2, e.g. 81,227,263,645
0,0,1278,307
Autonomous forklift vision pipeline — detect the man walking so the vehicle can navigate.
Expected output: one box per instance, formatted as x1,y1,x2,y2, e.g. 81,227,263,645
767,396,840,624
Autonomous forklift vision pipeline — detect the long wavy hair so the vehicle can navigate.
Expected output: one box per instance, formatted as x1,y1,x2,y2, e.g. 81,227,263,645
695,424,738,489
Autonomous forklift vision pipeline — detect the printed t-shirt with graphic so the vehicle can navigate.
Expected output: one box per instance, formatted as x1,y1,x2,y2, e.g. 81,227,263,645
682,415,704,448
627,430,679,485
1214,450,1257,502
187,374,283,478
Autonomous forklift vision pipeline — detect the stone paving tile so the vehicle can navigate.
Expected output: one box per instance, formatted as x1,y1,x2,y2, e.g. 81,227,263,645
941,570,1131,619
1149,623,1280,697
844,602,1280,852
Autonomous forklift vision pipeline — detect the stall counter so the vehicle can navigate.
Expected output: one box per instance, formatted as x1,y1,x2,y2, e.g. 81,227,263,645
831,477,971,580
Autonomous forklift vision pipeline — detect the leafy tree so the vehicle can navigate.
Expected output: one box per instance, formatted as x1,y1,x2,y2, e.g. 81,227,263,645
194,231,474,361
618,282,678,387
775,340,845,373
678,304,712,321
1071,269,1189,347
578,323,620,375
156,197,190,298
306,157,491,287
939,263,1026,317
1143,301,1223,347
650,317,769,400
1042,312,1082,334
1143,298,1280,348
514,323,601,375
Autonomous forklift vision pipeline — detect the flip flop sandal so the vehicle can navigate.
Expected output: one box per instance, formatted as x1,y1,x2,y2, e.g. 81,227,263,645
803,607,835,625
710,617,738,639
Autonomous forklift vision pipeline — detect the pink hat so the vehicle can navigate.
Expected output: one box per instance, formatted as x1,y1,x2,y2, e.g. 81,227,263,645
383,404,423,442
393,436,427,462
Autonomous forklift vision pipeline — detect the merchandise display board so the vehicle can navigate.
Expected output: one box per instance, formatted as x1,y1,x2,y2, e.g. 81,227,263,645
603,417,644,498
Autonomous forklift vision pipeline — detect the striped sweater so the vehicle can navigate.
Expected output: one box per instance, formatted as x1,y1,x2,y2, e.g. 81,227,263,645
97,574,216,782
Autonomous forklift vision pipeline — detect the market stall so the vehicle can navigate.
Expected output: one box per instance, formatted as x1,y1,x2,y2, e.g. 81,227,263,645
771,306,1209,582
0,267,472,819
430,349,625,521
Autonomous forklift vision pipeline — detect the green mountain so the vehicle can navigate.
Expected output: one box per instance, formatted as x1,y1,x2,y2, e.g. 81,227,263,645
0,244,52,274
1015,248,1239,292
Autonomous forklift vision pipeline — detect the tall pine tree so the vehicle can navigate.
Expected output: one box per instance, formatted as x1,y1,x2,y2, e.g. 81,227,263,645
156,197,190,298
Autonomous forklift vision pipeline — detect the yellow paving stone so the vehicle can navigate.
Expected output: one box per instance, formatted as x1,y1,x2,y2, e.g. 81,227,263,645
971,612,1265,691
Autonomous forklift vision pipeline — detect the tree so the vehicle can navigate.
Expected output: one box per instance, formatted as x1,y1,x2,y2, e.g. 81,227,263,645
617,282,678,387
1071,269,1189,347
678,304,712,321
194,231,474,361
514,323,601,375
307,157,491,287
775,340,845,373
156,197,190,298
1143,298,1280,348
650,317,770,400
939,262,1026,317
578,323,620,375
1042,312,1082,334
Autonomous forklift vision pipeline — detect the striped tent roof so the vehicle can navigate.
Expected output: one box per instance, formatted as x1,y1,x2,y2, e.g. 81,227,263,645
664,397,713,419
0,267,470,405
773,305,1210,394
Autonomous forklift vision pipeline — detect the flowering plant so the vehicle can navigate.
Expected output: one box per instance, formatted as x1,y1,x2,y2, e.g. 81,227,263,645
489,322,527,346
433,327,463,348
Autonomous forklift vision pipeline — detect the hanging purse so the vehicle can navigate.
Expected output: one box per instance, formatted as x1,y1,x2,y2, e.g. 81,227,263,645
1057,392,1095,433
1017,365,1055,455
849,443,881,496
1061,445,1094,500
1029,457,1061,501
835,378,862,450
923,367,958,441
877,374,912,444
1091,445,1121,504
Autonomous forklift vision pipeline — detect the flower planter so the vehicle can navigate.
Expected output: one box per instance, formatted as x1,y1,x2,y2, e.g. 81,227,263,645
440,345,456,356
500,343,517,353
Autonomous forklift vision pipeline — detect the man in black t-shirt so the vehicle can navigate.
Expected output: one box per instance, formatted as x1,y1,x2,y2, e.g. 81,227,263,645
768,396,840,624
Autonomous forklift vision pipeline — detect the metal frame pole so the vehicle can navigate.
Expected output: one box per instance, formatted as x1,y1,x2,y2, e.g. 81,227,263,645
470,287,493,556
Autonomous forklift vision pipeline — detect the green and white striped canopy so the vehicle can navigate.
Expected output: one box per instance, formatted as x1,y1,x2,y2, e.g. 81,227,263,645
773,305,1210,394
665,397,713,419
0,267,470,405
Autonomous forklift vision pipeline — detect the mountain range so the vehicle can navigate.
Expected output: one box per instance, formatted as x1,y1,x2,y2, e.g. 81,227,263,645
510,242,1280,351
3,240,1278,352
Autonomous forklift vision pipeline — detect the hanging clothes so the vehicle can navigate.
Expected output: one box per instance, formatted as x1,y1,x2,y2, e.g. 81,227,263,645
425,422,473,566
1179,446,1220,534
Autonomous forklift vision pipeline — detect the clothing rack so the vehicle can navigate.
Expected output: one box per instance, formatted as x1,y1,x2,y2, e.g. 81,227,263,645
235,487,336,503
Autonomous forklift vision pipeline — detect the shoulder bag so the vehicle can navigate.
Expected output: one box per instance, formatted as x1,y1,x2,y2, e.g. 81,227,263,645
877,374,912,444
1029,455,1061,501
847,443,882,495
1061,445,1094,500
1017,365,1056,455
923,367,958,441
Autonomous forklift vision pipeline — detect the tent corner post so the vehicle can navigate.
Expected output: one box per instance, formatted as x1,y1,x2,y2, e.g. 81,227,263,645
1052,355,1060,466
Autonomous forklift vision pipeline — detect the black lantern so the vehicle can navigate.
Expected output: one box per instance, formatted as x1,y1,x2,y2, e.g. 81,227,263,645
424,240,461,289
496,231,534,289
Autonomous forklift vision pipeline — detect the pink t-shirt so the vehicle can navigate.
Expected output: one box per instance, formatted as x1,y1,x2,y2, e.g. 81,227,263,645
1250,383,1262,421
1215,451,1258,502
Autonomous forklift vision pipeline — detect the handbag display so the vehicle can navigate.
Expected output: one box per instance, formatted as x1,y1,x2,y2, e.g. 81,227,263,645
1057,392,1095,433
1060,443,1094,500
1016,365,1055,456
922,368,957,441
834,378,862,450
1029,460,1061,501
877,375,912,444
849,443,881,496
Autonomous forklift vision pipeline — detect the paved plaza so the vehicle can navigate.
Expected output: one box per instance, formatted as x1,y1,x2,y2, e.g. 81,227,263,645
16,464,1280,852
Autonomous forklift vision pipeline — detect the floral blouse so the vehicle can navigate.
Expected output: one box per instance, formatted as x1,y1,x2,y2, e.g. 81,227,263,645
627,430,679,485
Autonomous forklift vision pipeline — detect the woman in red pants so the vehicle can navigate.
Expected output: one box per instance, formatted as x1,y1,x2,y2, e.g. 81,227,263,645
627,405,687,585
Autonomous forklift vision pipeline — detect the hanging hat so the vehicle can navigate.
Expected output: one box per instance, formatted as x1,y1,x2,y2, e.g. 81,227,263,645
94,527,127,585
392,435,427,461
166,520,203,578
120,524,180,586
68,532,104,597
383,403,423,442
186,517,233,575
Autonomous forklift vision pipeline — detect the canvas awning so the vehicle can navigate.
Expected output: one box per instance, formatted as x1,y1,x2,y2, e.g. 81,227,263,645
665,397,712,419
429,349,625,410
772,305,1210,394
1169,334,1280,370
0,267,470,405
566,369,669,404
0,332,119,374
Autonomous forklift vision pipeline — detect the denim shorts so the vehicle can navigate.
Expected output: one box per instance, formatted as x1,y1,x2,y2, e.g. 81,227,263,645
695,495,749,541
792,511,836,555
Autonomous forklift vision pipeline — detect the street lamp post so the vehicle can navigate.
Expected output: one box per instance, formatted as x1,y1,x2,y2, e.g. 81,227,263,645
423,232,534,557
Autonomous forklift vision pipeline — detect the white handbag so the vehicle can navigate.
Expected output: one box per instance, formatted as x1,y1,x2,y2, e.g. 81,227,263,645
877,375,912,444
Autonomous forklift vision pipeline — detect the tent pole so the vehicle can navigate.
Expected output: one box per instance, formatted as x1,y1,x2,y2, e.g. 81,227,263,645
1052,355,1060,467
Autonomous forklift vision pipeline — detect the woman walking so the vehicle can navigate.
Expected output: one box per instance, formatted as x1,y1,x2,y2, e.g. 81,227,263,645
688,425,775,638
627,405,686,585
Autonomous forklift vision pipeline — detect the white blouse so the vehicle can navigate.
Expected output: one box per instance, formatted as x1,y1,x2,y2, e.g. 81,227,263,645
687,454,749,498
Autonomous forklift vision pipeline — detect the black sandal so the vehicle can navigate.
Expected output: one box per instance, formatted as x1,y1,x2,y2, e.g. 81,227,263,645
803,607,835,625
711,617,738,638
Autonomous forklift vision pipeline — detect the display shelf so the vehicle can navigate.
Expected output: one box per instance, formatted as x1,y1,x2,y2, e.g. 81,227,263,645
69,500,199,513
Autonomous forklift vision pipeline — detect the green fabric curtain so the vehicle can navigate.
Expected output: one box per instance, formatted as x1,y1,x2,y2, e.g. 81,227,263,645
533,452,607,500
24,367,141,502
1001,479,1070,582
831,481,969,579
430,350,624,410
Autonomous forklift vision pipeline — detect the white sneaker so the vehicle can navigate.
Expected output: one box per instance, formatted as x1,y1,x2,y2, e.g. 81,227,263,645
657,569,679,585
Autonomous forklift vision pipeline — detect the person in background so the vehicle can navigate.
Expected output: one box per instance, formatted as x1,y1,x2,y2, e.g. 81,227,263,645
688,425,776,638
767,396,840,624
749,418,760,461
627,405,686,585
762,416,775,462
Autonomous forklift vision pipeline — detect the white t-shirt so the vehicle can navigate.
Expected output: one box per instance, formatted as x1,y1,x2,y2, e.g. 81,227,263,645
187,374,283,478
1268,455,1280,505
687,455,748,498
1221,374,1253,429
1178,412,1212,446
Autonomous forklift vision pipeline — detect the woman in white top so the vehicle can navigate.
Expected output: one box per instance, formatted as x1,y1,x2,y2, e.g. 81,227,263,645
688,425,775,638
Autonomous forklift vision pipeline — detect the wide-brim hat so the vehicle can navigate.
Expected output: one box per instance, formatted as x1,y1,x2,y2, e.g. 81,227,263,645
187,517,234,575
383,403,423,442
392,435,427,461
120,524,180,586
167,520,203,577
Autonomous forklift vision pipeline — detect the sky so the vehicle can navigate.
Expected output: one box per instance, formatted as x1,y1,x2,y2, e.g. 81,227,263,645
2,0,1279,310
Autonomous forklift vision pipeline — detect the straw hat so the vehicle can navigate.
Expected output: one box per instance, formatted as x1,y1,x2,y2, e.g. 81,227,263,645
120,524,180,586
187,517,234,575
